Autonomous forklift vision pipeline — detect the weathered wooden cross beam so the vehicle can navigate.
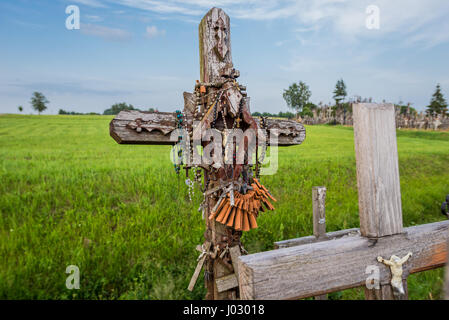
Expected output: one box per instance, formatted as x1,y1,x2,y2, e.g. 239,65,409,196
110,111,305,146
238,103,449,300
109,7,305,300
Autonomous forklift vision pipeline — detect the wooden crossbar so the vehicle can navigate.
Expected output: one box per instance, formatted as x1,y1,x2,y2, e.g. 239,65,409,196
238,220,449,300
274,228,360,249
110,110,306,146
238,103,449,300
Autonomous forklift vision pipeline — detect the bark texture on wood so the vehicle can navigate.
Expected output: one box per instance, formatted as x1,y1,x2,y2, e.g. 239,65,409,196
199,8,232,83
110,110,306,146
110,111,178,145
353,103,403,238
200,8,236,300
216,274,239,293
238,220,449,300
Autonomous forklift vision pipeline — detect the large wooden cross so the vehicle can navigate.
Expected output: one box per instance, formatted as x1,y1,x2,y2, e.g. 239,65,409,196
109,7,305,300
238,103,449,300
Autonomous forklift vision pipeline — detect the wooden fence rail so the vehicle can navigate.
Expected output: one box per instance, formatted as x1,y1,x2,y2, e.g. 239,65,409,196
238,103,449,300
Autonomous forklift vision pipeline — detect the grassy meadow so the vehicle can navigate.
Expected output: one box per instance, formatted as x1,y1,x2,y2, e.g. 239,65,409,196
0,114,448,300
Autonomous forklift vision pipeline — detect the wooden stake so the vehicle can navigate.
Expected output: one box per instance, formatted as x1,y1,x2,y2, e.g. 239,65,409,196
353,103,405,300
353,103,403,238
445,237,449,300
312,186,327,300
312,187,327,240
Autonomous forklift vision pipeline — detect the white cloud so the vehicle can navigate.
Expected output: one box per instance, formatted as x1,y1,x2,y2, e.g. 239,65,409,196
81,23,132,41
145,25,166,38
92,0,449,47
72,0,107,8
85,15,103,22
109,0,203,15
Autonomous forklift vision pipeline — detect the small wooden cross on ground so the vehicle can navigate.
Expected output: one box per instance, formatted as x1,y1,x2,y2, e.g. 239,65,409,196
239,103,449,300
109,7,305,300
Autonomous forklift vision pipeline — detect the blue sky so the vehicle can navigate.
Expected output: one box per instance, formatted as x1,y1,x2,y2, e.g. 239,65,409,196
1,0,449,115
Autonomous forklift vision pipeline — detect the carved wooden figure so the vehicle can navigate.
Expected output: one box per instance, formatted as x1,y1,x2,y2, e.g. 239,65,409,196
109,7,306,300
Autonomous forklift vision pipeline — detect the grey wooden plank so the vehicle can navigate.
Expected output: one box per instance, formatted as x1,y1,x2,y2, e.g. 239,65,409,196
238,220,449,300
274,228,360,249
109,111,177,145
353,103,403,238
216,273,239,293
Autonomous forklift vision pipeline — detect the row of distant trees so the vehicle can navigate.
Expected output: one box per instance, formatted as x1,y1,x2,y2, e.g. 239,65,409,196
58,109,100,115
102,102,157,115
18,85,448,118
17,92,158,115
251,111,296,119
282,80,448,118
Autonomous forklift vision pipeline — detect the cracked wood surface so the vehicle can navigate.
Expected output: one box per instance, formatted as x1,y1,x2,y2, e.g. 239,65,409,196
353,103,403,238
110,110,306,146
238,220,449,300
274,228,360,249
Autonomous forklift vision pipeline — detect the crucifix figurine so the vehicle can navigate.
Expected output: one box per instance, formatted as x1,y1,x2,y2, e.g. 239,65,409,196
109,7,306,300
377,252,413,298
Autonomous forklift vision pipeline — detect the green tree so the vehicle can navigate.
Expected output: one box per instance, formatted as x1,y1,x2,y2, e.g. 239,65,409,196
30,92,49,115
18,106,23,112
283,81,312,118
396,103,417,116
426,84,448,116
301,102,317,118
277,111,295,119
103,103,138,115
333,79,347,106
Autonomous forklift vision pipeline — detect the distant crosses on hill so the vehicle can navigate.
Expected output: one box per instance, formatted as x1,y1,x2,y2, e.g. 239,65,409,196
396,103,417,116
426,84,448,117
30,92,49,115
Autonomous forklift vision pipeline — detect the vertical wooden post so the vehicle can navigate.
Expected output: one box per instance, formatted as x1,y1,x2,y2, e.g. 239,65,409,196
445,237,449,300
313,187,327,239
364,280,407,300
353,103,406,300
312,186,327,300
353,103,403,239
199,8,235,300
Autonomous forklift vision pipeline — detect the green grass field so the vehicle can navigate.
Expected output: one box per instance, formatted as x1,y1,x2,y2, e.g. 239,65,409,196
0,114,448,300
